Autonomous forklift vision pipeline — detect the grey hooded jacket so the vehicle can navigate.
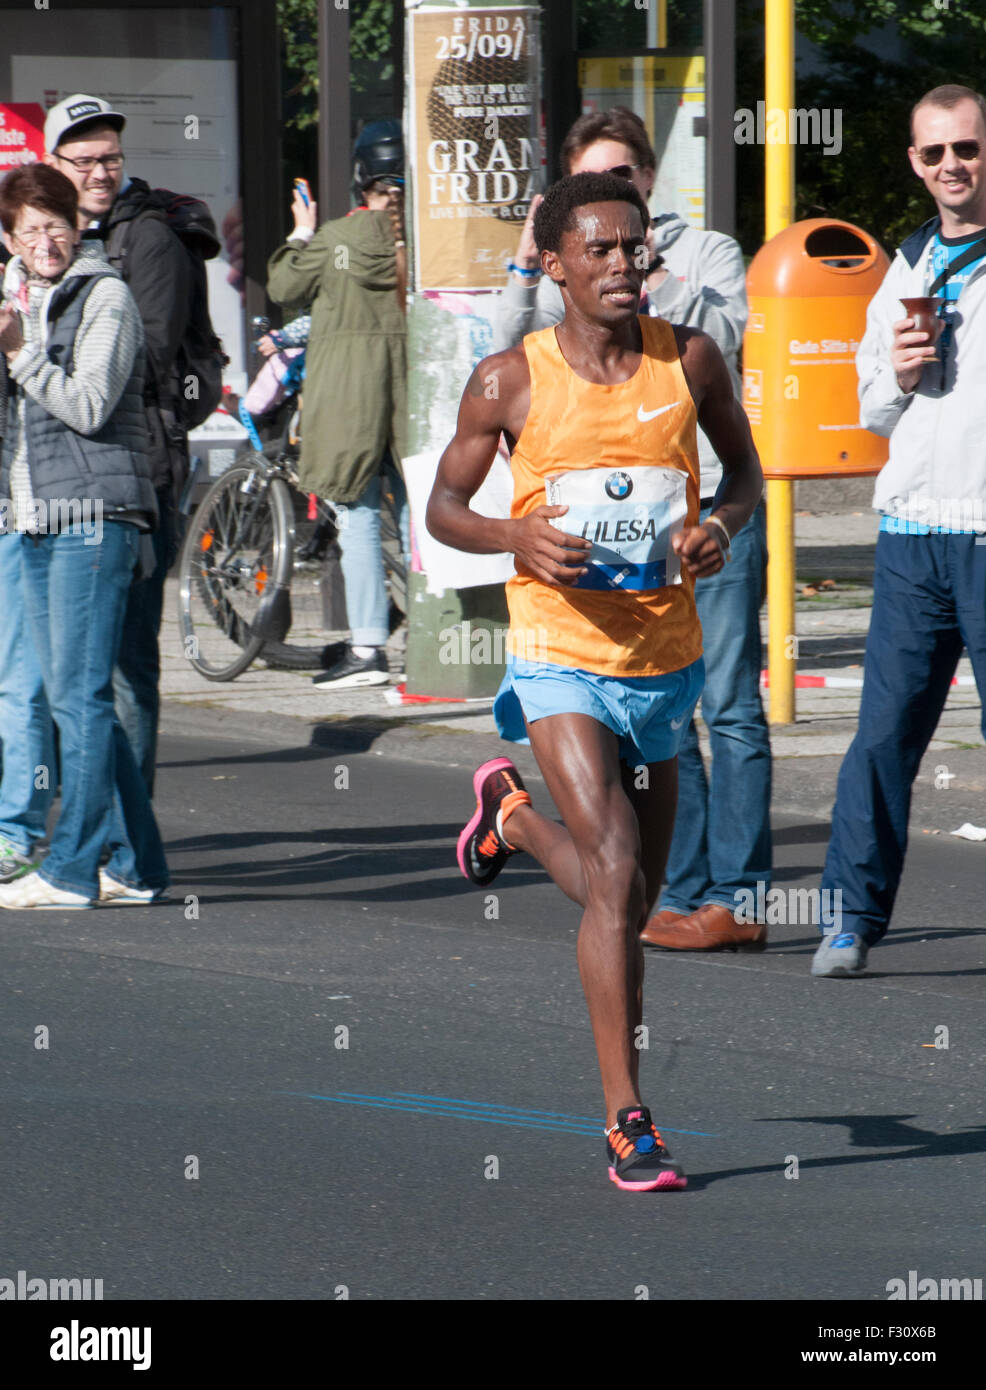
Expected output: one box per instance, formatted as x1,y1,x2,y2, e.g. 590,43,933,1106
493,212,748,498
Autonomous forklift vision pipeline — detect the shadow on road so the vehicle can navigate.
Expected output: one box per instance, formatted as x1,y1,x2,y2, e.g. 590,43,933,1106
686,1114,986,1190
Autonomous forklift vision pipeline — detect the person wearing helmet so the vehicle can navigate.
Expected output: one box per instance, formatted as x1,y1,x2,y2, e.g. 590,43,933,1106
266,123,408,688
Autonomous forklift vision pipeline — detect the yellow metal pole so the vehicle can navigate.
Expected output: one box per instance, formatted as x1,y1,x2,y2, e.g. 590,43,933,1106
764,0,796,723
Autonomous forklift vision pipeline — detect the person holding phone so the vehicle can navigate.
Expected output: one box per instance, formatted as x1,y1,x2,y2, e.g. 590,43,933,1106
266,122,408,689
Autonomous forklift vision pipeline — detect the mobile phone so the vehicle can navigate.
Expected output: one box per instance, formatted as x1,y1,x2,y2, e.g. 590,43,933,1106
293,177,312,207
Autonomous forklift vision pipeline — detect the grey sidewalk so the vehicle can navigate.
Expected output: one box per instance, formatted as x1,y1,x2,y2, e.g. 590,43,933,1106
161,501,985,831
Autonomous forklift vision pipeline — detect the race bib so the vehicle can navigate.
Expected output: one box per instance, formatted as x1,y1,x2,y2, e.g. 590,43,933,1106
545,466,689,592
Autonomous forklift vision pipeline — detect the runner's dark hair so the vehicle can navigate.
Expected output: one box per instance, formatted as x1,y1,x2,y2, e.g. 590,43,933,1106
533,172,651,256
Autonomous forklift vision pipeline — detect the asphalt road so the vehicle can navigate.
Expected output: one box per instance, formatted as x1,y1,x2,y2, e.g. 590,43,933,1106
2,708,985,1310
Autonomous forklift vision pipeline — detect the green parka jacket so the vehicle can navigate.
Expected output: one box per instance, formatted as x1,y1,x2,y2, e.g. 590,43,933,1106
266,208,406,503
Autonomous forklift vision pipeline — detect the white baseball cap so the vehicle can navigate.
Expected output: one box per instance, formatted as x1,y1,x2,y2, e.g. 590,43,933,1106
44,94,126,153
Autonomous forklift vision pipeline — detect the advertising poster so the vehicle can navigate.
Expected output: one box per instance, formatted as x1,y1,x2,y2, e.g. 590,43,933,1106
409,5,541,292
579,55,706,228
0,103,44,172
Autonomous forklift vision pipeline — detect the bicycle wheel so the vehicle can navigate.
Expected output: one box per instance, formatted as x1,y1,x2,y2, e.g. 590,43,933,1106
177,460,292,681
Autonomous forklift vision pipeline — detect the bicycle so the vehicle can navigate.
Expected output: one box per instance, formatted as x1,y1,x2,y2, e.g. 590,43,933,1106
177,336,407,683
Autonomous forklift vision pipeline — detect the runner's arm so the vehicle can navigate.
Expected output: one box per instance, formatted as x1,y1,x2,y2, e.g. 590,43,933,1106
673,327,763,576
426,352,591,585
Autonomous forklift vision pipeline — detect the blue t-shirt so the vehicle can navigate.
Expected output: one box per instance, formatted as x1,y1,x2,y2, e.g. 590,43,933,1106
929,228,986,363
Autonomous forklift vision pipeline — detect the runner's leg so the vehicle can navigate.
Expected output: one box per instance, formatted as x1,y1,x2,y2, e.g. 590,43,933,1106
504,712,677,1126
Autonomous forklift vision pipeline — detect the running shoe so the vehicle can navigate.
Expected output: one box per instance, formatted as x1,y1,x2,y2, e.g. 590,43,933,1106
606,1105,688,1191
456,757,531,887
0,835,40,885
811,931,869,977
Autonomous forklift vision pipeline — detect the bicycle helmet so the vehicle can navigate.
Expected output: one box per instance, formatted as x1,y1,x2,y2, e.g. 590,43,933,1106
352,120,405,203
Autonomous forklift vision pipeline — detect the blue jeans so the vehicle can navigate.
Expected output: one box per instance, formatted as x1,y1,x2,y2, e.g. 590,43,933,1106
333,459,409,647
822,530,986,945
0,533,56,853
659,501,772,914
20,522,169,897
113,487,182,796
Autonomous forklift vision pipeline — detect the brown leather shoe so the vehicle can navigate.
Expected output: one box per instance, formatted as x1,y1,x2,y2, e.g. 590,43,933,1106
640,902,767,952
639,908,685,947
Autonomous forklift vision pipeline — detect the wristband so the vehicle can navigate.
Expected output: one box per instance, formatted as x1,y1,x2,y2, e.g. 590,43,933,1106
508,261,541,279
705,513,732,561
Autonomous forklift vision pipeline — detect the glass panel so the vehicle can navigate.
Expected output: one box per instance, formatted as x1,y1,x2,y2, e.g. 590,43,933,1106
0,8,246,397
578,54,706,227
577,1,702,51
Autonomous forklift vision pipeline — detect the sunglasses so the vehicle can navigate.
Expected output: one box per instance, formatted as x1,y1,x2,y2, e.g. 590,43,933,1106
605,164,640,181
917,140,981,167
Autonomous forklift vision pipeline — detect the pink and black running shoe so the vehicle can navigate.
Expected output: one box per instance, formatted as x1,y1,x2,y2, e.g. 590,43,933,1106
606,1105,688,1191
456,758,531,888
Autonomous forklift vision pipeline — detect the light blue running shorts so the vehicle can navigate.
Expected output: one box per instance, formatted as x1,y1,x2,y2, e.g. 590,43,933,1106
493,655,705,766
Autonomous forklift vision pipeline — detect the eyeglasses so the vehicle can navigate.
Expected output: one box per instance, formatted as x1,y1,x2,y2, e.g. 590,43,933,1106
14,224,75,247
605,164,641,181
54,152,124,174
917,140,981,167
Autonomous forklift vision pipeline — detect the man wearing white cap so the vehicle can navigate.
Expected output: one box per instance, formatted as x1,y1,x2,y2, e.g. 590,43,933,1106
44,94,196,797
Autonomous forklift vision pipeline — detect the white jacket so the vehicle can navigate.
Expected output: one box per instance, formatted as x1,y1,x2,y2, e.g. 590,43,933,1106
858,215,986,527
493,213,748,498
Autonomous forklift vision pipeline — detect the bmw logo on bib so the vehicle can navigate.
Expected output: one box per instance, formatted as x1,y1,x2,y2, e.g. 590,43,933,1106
604,471,633,501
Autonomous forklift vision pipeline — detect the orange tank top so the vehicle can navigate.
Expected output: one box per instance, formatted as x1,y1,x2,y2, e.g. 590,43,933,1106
506,316,703,677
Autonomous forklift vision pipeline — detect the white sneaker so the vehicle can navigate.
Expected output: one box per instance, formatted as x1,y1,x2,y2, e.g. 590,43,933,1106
98,870,164,905
0,871,93,910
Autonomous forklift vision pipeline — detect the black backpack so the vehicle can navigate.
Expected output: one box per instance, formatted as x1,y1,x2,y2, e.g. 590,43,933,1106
110,187,229,430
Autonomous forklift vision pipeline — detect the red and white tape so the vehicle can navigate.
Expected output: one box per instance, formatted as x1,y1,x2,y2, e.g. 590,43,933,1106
760,671,978,689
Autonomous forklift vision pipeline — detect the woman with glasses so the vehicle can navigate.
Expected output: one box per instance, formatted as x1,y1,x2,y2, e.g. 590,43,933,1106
0,163,168,908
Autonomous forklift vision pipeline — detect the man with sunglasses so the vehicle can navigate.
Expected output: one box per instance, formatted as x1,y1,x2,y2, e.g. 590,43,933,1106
814,84,986,977
43,95,195,797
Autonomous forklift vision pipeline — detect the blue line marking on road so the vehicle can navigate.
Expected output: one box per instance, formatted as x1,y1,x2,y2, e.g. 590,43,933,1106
394,1091,717,1135
279,1090,717,1138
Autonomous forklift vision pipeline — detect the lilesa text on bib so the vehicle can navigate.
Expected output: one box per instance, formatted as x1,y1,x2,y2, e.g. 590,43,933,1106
546,465,688,592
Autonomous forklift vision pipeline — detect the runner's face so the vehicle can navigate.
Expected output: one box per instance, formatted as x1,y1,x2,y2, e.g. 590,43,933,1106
548,200,647,325
908,99,986,225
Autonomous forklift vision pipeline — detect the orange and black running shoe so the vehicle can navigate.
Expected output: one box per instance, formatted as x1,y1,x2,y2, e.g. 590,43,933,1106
456,757,531,887
606,1105,688,1191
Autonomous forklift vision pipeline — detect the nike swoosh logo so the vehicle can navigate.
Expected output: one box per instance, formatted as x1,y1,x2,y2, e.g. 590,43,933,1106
637,402,680,422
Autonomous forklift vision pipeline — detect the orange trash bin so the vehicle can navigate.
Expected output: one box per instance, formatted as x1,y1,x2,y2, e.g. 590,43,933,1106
744,219,891,479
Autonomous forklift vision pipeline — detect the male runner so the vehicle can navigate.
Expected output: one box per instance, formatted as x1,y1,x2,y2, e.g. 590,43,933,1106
426,173,763,1190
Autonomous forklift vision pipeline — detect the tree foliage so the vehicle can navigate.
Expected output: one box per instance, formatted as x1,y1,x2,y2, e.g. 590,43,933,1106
276,0,986,252
278,0,395,132
737,1,986,253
